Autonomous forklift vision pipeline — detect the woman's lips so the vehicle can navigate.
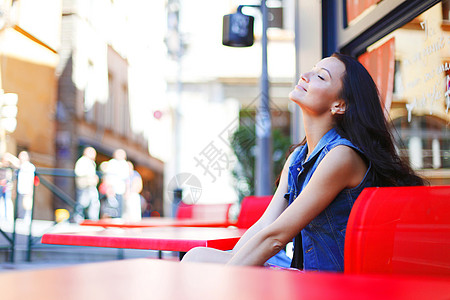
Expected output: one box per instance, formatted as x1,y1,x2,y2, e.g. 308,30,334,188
296,85,307,92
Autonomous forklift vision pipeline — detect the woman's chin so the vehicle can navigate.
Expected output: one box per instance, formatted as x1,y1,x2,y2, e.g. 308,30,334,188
288,92,302,105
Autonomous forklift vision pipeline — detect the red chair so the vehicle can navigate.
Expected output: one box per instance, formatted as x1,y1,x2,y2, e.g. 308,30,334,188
176,203,194,219
235,195,272,229
176,202,233,223
344,185,450,276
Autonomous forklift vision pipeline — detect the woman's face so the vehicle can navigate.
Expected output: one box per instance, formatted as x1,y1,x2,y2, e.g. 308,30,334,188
289,57,345,115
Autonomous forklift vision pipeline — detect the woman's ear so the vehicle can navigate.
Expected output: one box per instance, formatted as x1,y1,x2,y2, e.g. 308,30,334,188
331,100,346,115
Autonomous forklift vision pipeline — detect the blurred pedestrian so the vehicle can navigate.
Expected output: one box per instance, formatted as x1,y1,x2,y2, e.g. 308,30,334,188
141,190,152,217
123,161,143,221
74,146,100,223
0,153,15,225
103,149,129,218
16,151,36,222
98,161,116,218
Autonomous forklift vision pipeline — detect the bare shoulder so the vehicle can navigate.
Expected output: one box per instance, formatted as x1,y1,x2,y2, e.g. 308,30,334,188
316,145,368,189
328,145,364,163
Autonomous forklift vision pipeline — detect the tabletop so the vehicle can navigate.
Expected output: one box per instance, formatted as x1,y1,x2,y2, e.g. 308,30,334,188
80,217,231,228
1,259,449,300
41,226,246,252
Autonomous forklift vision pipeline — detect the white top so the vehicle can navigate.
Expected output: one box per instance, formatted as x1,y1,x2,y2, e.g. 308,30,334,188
17,161,36,195
75,156,98,189
105,158,129,194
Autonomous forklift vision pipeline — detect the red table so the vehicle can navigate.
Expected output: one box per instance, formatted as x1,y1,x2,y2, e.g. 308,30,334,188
1,259,449,300
41,227,245,252
80,217,232,228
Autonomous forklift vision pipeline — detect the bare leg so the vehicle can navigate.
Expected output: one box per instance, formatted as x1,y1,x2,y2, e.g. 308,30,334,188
181,247,233,264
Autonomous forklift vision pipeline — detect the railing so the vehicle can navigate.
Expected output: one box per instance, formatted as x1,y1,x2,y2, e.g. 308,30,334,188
26,168,78,261
0,167,78,262
0,168,20,262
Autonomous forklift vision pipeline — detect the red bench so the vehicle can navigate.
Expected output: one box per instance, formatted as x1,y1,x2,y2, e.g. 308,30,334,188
344,185,450,277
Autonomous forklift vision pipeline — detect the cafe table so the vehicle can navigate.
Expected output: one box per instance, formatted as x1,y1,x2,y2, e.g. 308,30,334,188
80,217,232,228
41,226,245,254
1,258,449,300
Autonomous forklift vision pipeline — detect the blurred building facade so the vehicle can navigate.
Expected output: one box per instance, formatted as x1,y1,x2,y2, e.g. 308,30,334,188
56,0,164,215
161,0,296,214
0,0,447,220
0,0,60,219
0,0,165,219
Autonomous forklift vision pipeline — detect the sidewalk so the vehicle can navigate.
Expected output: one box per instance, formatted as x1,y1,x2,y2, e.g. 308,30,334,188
0,219,176,272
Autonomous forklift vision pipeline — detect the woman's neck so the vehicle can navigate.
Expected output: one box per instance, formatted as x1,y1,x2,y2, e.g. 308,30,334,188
302,114,334,157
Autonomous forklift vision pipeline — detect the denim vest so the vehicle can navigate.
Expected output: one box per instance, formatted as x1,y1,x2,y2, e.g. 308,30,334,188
285,128,372,272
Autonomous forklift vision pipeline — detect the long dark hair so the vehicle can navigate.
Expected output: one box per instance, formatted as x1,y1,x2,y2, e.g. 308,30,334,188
332,53,424,186
279,53,424,187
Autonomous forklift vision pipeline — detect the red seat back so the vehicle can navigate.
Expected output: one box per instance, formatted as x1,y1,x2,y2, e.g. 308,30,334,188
176,203,194,219
236,195,271,229
176,203,232,222
344,186,450,276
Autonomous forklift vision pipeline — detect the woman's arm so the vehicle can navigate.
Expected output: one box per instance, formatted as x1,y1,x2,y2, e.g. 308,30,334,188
181,151,294,264
227,145,367,266
230,151,294,253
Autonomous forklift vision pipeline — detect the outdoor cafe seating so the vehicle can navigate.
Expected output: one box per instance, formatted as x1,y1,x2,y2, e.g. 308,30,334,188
2,185,449,299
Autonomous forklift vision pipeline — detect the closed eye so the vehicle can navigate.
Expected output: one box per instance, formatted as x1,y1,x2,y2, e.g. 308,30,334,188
318,75,325,80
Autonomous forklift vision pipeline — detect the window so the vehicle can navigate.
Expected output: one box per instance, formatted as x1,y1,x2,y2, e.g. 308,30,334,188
393,116,449,169
84,62,95,123
359,0,450,184
106,73,114,129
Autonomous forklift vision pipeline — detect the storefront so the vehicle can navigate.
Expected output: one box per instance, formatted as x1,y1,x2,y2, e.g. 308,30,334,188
325,0,449,185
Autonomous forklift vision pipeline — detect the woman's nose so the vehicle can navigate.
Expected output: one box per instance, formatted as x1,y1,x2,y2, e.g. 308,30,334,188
300,73,309,83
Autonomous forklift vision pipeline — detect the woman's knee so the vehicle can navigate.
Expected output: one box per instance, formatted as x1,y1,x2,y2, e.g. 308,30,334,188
181,247,232,264
181,247,209,263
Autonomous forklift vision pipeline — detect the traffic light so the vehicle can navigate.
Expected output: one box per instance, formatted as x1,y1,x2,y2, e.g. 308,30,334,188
0,92,18,133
